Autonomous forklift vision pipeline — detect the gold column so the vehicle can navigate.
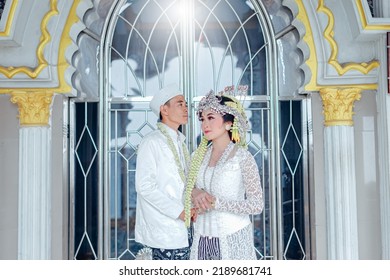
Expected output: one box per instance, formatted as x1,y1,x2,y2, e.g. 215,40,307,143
10,91,54,126
319,88,362,126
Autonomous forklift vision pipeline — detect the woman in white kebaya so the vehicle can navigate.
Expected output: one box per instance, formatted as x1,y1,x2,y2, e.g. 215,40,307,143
184,87,264,260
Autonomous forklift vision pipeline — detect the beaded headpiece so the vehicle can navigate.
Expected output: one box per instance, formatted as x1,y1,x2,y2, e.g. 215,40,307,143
197,85,249,146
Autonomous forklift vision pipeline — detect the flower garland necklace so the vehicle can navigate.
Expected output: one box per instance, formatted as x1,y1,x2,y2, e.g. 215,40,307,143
201,142,235,236
157,122,190,183
184,137,209,227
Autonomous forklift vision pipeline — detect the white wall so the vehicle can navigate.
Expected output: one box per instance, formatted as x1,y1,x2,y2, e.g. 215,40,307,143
51,95,69,259
354,91,382,259
0,94,19,259
311,93,327,260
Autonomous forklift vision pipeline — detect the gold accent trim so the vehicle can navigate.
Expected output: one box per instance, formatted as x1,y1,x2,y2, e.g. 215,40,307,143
0,0,19,36
295,0,318,91
0,0,80,94
319,87,362,126
10,91,54,126
322,83,377,90
0,0,58,78
55,0,81,93
356,0,390,30
317,0,379,75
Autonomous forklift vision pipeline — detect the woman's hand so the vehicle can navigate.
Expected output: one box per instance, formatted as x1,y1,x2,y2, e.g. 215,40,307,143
191,188,215,213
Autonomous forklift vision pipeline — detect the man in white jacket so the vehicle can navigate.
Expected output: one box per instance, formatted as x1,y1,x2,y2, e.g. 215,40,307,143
135,83,193,260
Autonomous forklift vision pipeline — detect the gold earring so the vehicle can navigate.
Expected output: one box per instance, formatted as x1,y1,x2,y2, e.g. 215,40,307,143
231,118,240,143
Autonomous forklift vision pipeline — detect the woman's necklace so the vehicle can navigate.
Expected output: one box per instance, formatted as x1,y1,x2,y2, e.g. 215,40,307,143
201,141,235,238
157,123,190,183
202,142,234,190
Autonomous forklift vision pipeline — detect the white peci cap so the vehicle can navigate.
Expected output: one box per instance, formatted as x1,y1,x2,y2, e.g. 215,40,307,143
149,83,183,117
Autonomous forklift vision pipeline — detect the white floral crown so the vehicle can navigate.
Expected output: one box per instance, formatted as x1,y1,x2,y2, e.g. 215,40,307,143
197,85,249,146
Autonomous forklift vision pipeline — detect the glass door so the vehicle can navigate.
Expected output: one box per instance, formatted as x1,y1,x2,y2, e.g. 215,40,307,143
103,0,274,260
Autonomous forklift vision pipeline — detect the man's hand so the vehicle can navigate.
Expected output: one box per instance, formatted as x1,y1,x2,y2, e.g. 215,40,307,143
178,210,186,221
190,208,198,222
178,208,199,222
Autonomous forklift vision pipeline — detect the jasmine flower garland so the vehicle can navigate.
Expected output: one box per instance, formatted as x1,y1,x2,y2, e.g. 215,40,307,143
157,123,190,183
184,137,209,227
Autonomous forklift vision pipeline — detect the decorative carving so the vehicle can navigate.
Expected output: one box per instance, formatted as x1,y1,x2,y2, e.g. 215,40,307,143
317,0,380,75
320,88,361,126
0,0,56,78
290,0,377,91
10,91,54,126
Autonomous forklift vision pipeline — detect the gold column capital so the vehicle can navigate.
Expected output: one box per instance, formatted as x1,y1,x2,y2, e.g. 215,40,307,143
10,91,54,126
319,88,362,126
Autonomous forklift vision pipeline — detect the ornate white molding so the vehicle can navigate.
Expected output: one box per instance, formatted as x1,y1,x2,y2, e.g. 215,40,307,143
0,0,76,92
286,0,381,91
67,0,115,100
283,0,315,92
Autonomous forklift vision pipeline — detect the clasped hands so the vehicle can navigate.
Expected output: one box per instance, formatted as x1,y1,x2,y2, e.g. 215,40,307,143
191,187,215,214
178,188,215,223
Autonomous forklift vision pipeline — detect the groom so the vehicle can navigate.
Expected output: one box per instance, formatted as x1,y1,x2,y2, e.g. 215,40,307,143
135,84,193,260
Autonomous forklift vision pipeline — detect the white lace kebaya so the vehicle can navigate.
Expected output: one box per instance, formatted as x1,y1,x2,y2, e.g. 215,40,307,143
185,86,264,259
190,143,264,260
184,88,250,226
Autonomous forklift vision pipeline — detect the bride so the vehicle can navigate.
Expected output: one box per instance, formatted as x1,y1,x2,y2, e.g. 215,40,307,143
184,87,264,260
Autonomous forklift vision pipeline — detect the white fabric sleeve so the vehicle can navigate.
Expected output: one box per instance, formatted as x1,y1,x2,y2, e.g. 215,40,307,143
215,152,264,215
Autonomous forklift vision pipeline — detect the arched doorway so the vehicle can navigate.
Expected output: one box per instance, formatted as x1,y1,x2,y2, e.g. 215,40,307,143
70,0,312,260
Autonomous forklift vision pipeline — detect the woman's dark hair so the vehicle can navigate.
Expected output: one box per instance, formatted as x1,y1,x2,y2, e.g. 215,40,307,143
198,95,237,140
220,96,235,123
220,96,235,141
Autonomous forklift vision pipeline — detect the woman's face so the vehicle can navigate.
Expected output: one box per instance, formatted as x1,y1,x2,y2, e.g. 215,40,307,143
200,108,231,141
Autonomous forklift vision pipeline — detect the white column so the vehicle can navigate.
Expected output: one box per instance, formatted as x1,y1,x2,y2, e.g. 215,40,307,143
324,126,358,259
320,88,361,259
18,127,52,259
11,92,53,260
377,34,390,259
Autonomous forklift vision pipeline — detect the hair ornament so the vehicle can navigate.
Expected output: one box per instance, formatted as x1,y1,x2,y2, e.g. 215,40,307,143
197,85,249,147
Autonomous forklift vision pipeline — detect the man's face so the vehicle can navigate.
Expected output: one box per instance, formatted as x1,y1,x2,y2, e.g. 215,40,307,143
162,95,188,126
